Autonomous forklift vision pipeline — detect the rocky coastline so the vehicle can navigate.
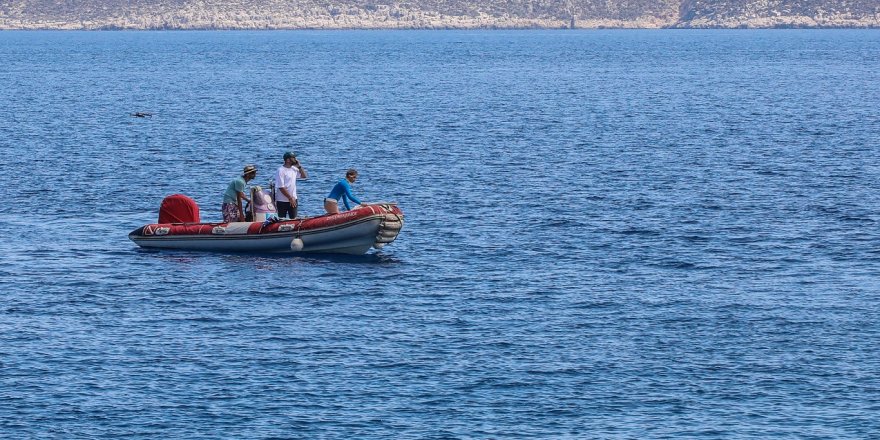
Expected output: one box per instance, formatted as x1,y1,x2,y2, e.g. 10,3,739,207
1,0,878,30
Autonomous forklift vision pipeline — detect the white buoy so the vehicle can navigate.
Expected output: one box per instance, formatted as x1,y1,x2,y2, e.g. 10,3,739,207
373,243,385,249
290,238,304,252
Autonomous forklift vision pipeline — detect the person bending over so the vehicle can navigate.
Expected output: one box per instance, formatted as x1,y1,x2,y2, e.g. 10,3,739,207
324,169,362,215
222,165,257,222
275,151,308,219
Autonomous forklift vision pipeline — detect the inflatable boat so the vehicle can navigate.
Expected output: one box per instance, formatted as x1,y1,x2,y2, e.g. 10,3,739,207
129,194,404,254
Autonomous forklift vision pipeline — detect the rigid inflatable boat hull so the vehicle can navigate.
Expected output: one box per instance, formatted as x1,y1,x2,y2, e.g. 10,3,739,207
129,204,403,255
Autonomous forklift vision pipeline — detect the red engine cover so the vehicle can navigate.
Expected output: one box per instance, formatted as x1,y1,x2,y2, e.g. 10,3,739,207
158,194,201,224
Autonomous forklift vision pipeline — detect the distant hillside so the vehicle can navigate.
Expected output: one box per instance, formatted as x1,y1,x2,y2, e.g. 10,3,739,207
1,0,878,29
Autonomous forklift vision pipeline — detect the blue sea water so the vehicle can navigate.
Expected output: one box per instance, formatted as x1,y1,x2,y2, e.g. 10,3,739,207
1,29,880,438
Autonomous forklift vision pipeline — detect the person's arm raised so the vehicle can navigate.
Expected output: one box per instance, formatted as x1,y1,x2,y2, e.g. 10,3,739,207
295,162,308,179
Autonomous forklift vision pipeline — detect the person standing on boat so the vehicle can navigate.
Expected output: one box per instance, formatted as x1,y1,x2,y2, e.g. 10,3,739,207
222,164,257,223
324,169,362,215
275,151,308,219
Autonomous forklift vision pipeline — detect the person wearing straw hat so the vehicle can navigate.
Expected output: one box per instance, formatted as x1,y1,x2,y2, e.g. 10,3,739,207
222,164,257,222
274,151,308,219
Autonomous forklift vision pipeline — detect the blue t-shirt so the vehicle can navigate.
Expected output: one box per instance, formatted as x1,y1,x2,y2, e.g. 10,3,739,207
326,178,362,210
223,176,246,204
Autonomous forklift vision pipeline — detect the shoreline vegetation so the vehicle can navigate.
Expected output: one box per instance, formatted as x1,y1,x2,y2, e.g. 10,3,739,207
1,0,879,30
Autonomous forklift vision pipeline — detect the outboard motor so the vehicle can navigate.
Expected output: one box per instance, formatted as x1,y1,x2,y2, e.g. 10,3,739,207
158,194,200,224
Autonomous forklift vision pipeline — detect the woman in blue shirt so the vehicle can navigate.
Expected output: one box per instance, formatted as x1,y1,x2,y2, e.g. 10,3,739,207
324,169,362,214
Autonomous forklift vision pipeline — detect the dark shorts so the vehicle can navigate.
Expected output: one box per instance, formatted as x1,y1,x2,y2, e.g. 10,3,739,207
277,200,298,219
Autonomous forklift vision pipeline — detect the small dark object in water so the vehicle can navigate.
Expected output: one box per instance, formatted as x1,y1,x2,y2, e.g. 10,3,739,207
131,112,153,118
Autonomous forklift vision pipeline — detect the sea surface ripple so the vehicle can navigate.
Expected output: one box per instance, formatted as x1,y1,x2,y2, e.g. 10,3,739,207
1,30,879,438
